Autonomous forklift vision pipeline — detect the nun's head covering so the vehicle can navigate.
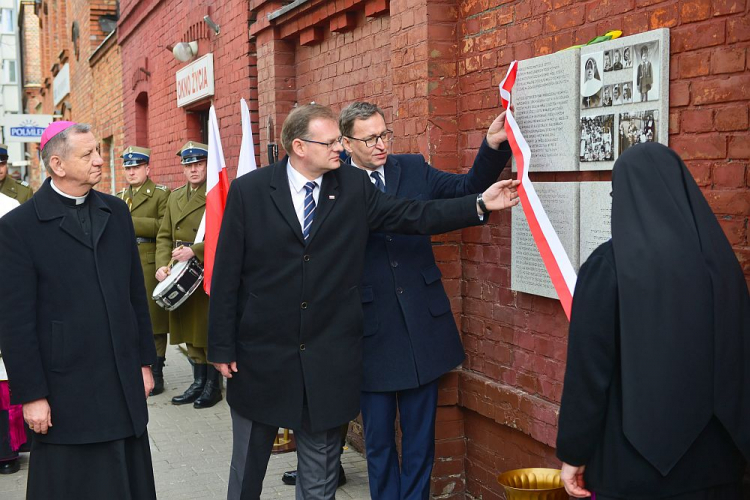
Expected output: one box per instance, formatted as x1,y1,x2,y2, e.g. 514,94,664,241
611,142,750,475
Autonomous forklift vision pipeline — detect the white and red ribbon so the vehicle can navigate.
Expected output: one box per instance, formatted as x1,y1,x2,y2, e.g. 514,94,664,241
500,61,577,319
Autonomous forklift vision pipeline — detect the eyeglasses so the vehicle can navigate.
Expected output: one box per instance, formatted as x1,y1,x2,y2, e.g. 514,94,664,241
345,130,394,148
300,137,343,150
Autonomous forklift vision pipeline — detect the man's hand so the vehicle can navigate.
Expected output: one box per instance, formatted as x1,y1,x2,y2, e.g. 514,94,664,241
172,246,195,262
142,366,154,399
560,463,591,498
486,110,511,149
478,179,521,212
212,362,238,379
155,266,170,282
23,398,52,434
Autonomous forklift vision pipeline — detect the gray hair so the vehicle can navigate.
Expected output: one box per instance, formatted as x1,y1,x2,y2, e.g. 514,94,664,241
339,102,385,138
281,104,337,154
41,123,92,174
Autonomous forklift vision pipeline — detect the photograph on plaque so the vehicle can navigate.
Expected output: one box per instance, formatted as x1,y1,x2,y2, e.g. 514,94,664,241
621,82,634,104
581,53,603,109
633,41,660,103
619,110,658,154
612,83,623,105
603,50,613,72
602,85,613,107
622,46,634,69
580,114,615,162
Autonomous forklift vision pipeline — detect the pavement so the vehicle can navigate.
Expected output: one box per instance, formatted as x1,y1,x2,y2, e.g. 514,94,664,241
0,345,371,499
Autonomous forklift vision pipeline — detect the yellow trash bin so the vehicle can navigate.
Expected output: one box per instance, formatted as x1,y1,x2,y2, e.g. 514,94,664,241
497,468,568,500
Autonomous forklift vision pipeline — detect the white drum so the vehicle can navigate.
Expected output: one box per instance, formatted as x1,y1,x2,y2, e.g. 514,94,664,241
152,258,204,311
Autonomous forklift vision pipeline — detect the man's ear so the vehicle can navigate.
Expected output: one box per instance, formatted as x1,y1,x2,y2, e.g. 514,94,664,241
342,137,353,154
291,138,306,158
48,156,66,177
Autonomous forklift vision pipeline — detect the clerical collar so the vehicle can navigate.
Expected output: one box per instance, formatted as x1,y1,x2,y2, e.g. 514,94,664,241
50,179,89,205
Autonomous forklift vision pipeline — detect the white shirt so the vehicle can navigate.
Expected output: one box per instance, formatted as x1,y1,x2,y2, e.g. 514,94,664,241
50,179,88,205
351,158,386,189
287,160,323,231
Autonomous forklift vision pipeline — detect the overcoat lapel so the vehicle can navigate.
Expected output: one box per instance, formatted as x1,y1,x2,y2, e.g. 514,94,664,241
269,161,305,246
89,192,111,250
305,170,339,245
130,179,154,212
175,185,205,224
59,213,93,249
384,156,402,196
32,180,92,249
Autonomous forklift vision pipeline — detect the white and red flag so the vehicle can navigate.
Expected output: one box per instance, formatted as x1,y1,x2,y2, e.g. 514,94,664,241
202,99,257,294
203,105,230,294
500,61,577,319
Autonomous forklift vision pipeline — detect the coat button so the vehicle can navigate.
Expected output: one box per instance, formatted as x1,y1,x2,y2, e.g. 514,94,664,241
300,344,306,351
396,287,404,294
301,302,308,309
176,226,181,230
386,235,393,242
391,261,398,268
303,255,311,262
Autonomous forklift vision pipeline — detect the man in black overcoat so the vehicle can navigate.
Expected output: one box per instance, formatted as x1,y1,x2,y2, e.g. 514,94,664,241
208,104,520,499
0,122,157,499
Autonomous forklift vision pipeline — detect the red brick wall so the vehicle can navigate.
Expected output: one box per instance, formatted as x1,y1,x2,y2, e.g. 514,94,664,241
119,0,258,190
252,0,749,497
454,0,750,496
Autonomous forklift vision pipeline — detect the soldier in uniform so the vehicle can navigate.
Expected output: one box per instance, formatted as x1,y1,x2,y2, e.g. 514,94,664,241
155,142,221,409
117,146,171,395
0,145,33,203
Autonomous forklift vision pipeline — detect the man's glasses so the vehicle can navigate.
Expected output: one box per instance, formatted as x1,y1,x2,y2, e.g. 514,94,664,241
300,137,343,150
345,130,394,148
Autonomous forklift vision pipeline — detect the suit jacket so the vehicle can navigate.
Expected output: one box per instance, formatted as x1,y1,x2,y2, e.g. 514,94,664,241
557,242,746,498
0,179,156,444
208,159,485,432
358,139,511,392
156,183,208,347
118,178,170,334
0,177,33,203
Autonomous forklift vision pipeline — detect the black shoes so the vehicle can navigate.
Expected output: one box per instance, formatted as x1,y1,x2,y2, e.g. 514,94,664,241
281,464,346,487
171,363,207,405
0,459,20,475
193,366,223,409
150,357,166,396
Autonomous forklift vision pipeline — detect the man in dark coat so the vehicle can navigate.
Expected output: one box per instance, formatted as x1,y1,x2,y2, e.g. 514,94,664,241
208,104,519,499
0,122,157,499
339,101,511,499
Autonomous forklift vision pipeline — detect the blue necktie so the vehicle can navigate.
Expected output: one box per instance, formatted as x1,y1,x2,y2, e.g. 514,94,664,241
302,181,317,241
370,171,385,193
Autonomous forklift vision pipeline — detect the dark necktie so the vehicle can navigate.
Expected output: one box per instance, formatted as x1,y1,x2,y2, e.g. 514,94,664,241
302,181,317,241
370,171,385,193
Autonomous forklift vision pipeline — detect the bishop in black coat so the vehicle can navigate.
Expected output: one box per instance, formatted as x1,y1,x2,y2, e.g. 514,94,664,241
0,123,157,499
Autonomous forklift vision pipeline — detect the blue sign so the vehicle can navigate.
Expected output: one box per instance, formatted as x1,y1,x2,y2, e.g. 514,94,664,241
10,125,46,138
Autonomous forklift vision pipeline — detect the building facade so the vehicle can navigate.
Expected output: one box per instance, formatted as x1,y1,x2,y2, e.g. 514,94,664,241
0,0,25,177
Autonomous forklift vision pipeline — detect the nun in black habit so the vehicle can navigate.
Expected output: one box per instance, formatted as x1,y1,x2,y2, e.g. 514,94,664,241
556,142,749,499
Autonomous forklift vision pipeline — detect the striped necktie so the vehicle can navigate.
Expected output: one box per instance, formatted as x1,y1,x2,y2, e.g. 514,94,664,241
370,171,385,193
302,181,317,241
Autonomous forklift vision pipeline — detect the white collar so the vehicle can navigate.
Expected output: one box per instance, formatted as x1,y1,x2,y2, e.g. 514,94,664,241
50,179,89,205
287,160,323,193
350,158,386,184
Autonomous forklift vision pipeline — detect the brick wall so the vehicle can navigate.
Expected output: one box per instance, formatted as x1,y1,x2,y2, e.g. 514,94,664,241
119,0,258,190
20,1,43,189
251,0,749,497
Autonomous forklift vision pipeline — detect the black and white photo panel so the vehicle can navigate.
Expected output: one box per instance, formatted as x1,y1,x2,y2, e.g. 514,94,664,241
633,41,660,103
619,110,658,154
580,114,615,162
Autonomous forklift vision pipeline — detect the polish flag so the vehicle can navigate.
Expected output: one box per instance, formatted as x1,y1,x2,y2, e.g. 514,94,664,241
203,105,229,295
203,100,257,295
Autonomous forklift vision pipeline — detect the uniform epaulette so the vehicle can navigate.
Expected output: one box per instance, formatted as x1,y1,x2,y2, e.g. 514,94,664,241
19,180,29,187
174,184,187,192
155,184,168,191
116,189,126,197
